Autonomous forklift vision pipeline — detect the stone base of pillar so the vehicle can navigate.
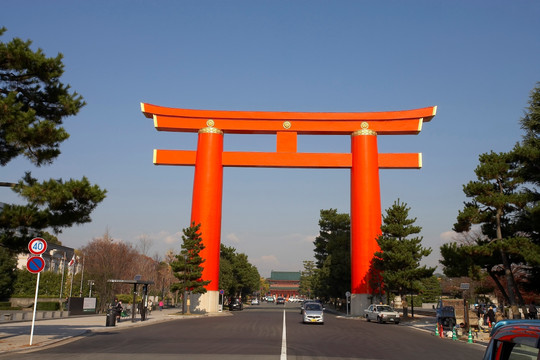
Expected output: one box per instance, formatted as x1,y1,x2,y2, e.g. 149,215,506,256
351,293,370,316
190,291,219,313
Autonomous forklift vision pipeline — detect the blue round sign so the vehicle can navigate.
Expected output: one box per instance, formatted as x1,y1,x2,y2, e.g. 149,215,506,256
27,256,45,274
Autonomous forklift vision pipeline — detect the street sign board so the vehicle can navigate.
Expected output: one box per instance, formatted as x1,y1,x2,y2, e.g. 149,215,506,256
28,238,47,255
460,283,470,290
27,256,45,274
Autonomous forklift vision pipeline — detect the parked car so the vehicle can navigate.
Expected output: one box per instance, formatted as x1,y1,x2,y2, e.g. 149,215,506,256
229,298,243,311
266,296,275,303
364,304,400,324
302,302,324,324
276,297,286,305
482,320,540,360
251,298,260,305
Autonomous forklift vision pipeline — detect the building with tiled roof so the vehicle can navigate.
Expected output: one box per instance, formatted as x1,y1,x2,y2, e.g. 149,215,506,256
267,271,301,298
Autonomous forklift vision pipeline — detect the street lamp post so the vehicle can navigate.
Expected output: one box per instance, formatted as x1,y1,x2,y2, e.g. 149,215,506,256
88,280,95,297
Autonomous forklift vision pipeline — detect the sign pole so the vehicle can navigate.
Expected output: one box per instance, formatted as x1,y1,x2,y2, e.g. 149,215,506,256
59,253,65,305
29,270,41,345
27,238,47,346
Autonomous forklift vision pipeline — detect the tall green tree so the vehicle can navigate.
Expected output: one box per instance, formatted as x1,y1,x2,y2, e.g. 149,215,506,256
419,276,442,303
299,260,317,298
373,199,435,311
512,82,540,291
441,84,540,314
0,27,106,253
170,222,210,314
312,209,350,300
450,150,533,310
219,244,260,299
313,209,350,268
514,82,540,187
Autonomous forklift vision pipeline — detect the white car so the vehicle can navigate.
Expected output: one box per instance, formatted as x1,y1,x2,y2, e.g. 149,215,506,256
302,302,324,324
365,304,400,324
251,298,260,305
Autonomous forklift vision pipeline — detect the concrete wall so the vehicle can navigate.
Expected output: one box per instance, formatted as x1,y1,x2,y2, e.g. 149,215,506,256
0,310,69,323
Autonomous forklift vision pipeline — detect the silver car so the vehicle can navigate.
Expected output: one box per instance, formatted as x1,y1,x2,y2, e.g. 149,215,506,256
302,302,324,324
365,304,400,324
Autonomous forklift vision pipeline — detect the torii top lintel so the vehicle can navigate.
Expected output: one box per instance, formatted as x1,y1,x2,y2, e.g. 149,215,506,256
141,103,436,135
141,103,436,169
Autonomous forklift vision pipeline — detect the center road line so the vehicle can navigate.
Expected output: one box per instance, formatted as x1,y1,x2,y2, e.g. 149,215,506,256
280,310,287,360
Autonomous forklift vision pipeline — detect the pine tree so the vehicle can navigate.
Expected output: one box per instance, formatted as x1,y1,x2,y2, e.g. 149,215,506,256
170,222,210,314
299,260,317,298
441,83,540,314
312,209,351,299
373,199,435,313
452,151,533,310
0,28,106,253
512,82,540,292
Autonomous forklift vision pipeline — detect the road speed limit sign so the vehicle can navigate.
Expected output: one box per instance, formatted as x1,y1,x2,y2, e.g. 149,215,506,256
28,238,47,255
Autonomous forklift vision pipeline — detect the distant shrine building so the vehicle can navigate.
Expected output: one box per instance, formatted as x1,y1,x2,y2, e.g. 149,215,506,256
267,271,301,298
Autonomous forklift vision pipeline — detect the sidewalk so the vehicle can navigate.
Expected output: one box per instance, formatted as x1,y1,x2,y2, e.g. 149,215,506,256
0,308,222,354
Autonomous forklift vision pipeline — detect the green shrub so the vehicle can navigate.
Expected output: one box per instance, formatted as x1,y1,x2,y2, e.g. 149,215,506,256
0,302,12,310
36,302,60,311
116,294,141,304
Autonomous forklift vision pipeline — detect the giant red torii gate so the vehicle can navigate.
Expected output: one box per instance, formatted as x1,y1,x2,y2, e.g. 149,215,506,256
141,103,436,315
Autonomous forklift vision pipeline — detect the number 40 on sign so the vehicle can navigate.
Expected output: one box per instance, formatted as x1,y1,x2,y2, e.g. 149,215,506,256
28,237,47,255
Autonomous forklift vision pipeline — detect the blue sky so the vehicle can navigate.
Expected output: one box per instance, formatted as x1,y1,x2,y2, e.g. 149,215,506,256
2,1,539,278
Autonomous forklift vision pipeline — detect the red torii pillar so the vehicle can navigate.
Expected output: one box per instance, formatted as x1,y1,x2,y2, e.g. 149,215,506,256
191,127,223,300
350,126,382,314
141,103,436,314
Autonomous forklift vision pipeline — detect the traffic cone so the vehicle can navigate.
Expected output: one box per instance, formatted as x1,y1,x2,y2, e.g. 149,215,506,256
435,323,440,337
440,324,444,338
468,329,473,344
452,327,457,341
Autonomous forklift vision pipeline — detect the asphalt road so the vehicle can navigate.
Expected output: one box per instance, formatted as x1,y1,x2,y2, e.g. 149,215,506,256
3,303,485,360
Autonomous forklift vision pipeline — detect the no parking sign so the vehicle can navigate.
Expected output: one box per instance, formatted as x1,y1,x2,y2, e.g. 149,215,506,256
27,256,45,274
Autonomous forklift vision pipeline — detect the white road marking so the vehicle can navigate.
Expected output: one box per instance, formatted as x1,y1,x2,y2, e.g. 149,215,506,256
280,310,287,360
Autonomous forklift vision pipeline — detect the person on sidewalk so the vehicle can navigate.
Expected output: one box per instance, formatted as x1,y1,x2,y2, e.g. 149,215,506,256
486,306,496,327
115,300,123,322
529,302,538,319
478,313,486,332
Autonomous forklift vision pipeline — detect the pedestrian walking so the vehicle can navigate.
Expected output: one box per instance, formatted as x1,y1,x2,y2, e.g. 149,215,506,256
478,313,485,331
114,299,123,322
529,302,538,319
159,300,163,311
486,305,496,326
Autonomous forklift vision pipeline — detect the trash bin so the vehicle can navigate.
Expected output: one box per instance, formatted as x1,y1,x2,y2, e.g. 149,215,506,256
106,308,116,326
